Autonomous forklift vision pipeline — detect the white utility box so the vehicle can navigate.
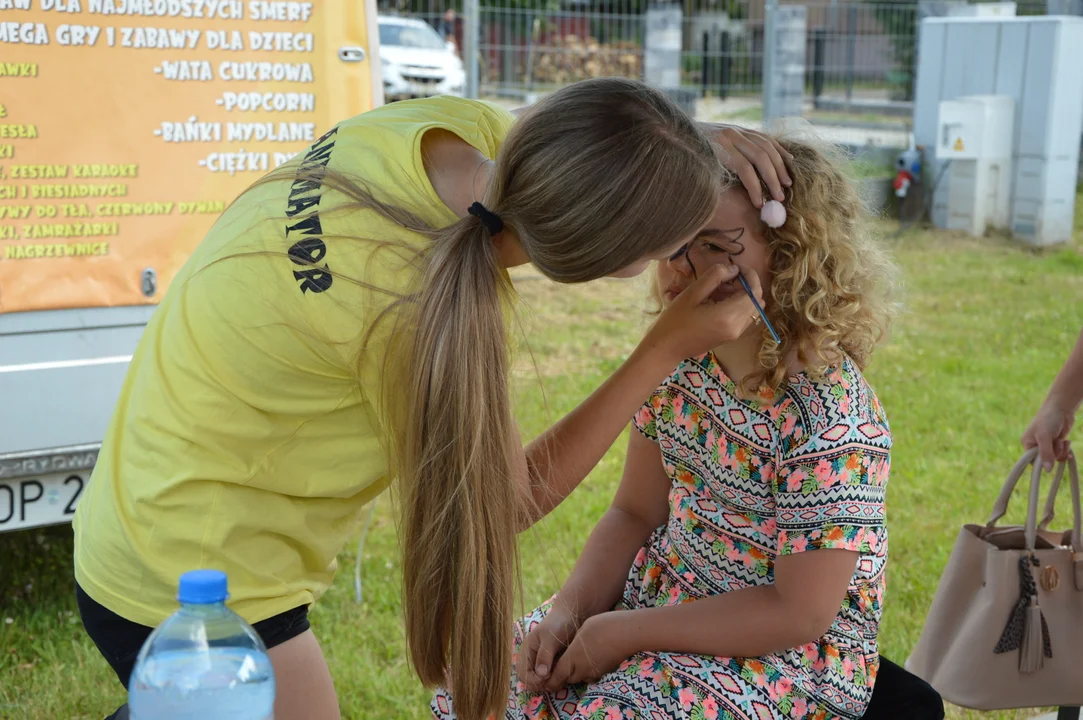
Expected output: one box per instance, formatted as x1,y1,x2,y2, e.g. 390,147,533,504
935,95,1015,236
914,16,1083,245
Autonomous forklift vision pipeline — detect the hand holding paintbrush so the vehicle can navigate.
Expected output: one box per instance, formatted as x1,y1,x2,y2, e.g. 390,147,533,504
670,242,779,345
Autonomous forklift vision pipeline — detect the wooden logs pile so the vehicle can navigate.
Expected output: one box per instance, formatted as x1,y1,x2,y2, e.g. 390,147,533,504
529,35,641,85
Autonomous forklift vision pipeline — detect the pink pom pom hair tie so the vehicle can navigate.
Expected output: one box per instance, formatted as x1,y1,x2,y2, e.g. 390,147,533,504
761,199,787,228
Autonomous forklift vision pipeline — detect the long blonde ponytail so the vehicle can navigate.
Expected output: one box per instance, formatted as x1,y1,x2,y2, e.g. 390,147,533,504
393,212,520,719
389,79,721,720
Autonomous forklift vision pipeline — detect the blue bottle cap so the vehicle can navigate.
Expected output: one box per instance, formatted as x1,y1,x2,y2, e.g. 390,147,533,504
177,569,229,605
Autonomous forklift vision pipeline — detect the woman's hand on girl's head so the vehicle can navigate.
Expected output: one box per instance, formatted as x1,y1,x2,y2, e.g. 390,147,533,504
704,125,793,208
641,264,765,368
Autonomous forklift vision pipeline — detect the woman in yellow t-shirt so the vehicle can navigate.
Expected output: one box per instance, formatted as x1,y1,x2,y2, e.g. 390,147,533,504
73,78,792,720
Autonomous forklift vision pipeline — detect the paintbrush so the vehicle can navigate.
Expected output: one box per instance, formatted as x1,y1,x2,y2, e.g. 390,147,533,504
738,272,780,344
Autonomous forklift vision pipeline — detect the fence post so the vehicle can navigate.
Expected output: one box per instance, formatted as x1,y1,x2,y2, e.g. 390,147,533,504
812,28,825,108
719,31,730,101
763,4,807,126
644,3,683,89
762,0,778,130
502,20,514,92
464,0,481,99
524,15,538,94
702,30,710,97
845,3,857,109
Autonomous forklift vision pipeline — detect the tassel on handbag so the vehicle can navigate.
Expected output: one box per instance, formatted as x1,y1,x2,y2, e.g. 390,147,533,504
1021,604,1050,673
995,554,1053,673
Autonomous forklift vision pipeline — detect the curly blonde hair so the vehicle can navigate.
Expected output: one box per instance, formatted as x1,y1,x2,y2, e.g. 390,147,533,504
654,135,900,399
749,136,899,396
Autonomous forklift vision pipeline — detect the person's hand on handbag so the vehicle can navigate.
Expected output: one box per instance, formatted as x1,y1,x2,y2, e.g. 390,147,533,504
1022,403,1074,470
1022,326,1083,471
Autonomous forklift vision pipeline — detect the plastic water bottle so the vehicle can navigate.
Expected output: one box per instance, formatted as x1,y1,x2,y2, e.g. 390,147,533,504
128,569,276,719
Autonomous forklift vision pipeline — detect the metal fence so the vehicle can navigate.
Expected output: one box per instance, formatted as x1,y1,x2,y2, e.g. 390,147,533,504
378,0,1055,148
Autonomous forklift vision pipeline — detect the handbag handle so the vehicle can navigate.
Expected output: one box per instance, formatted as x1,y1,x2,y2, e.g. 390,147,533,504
987,448,1041,528
987,449,1082,552
1037,454,1082,551
1038,461,1067,529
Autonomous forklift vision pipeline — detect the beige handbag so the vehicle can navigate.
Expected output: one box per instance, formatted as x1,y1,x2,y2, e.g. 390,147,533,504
906,448,1083,709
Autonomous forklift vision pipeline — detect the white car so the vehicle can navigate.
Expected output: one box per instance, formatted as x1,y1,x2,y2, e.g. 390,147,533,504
379,16,465,101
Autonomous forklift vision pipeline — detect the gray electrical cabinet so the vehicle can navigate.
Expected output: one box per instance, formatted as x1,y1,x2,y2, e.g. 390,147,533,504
914,16,1083,245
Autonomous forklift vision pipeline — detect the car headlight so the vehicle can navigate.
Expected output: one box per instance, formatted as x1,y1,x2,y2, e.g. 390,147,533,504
381,60,399,79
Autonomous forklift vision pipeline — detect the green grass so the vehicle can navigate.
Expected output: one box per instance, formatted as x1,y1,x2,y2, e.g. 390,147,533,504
2,226,1081,719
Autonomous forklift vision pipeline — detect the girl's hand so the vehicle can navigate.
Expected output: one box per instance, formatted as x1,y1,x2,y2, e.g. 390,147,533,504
1023,402,1075,471
640,264,765,369
544,611,635,690
706,125,793,208
517,603,581,691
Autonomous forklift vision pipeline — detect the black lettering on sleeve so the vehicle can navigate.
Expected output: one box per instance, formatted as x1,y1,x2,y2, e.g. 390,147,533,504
283,126,341,295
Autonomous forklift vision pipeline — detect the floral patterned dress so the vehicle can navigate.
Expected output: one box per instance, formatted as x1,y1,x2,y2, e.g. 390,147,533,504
433,352,891,720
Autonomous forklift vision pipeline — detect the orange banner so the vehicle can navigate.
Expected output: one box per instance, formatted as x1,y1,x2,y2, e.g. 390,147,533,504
0,0,379,314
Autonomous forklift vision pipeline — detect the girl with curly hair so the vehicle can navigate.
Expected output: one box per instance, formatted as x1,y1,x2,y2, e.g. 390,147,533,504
433,136,912,720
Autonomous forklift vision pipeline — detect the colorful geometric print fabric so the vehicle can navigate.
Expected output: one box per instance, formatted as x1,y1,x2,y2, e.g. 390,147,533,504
432,352,891,720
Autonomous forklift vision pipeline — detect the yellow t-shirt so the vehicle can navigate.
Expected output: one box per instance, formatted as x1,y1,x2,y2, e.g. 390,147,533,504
74,96,517,627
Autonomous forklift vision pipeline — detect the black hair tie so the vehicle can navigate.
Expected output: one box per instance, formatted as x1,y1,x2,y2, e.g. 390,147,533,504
468,201,504,235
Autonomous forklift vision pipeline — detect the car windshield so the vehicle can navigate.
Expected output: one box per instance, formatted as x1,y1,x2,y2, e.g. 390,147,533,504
379,22,446,50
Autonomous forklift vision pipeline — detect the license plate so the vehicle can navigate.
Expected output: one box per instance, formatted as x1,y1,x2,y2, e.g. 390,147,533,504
409,80,440,94
0,472,86,532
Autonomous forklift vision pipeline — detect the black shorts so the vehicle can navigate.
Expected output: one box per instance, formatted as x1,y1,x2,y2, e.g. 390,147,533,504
76,581,310,715
865,655,944,720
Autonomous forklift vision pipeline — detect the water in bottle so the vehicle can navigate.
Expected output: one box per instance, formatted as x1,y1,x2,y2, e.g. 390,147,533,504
128,569,275,719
